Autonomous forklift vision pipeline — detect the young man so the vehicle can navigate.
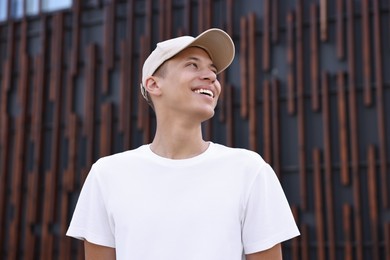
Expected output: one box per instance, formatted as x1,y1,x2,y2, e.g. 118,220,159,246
67,28,300,259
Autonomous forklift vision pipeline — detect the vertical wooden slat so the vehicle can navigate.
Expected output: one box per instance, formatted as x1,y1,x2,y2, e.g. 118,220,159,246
248,13,257,151
386,223,390,260
184,0,193,35
225,84,234,147
197,0,212,33
59,114,79,260
310,3,320,111
119,40,132,150
100,103,113,157
343,204,353,260
301,224,310,260
361,0,372,106
271,79,280,177
291,206,300,260
25,16,49,259
25,55,44,260
262,0,270,71
8,52,30,260
296,0,307,209
0,28,15,242
320,0,328,41
218,71,227,123
42,12,65,260
367,145,380,260
347,1,363,258
271,0,279,43
165,0,172,38
137,35,147,131
373,0,388,209
84,44,98,177
286,11,295,115
0,60,11,258
313,148,325,260
102,0,116,94
321,71,336,260
263,80,271,163
336,0,345,59
240,16,248,119
226,0,234,36
337,71,349,185
70,0,81,76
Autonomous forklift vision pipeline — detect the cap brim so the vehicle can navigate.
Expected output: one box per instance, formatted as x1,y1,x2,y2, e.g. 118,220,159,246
187,28,235,74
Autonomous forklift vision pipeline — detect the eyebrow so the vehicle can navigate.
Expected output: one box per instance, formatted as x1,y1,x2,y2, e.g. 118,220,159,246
186,57,217,71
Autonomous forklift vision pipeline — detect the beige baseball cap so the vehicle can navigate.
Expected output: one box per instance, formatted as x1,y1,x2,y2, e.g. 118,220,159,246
140,28,235,101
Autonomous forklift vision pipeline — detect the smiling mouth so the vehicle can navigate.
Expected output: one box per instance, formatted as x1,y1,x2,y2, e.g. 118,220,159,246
193,89,214,98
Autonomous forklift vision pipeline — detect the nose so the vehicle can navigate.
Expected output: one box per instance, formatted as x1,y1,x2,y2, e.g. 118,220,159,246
201,68,217,83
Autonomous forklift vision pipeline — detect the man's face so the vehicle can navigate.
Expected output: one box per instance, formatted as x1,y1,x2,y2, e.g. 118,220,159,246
154,47,222,122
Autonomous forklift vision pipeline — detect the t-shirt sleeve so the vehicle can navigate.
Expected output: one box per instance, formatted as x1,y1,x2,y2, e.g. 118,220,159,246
242,163,300,254
66,163,115,248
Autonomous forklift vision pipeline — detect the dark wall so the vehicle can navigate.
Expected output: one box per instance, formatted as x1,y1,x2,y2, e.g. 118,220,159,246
0,0,390,259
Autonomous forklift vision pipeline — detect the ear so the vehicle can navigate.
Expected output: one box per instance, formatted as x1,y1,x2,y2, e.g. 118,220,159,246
144,76,162,98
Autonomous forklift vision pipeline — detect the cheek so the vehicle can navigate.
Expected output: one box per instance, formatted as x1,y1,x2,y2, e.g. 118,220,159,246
215,82,222,98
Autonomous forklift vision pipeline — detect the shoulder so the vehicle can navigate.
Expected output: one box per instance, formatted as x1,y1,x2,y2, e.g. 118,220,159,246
211,143,267,166
94,145,148,167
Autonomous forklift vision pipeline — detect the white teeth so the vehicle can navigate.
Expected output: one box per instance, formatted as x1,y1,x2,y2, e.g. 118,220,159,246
194,89,214,98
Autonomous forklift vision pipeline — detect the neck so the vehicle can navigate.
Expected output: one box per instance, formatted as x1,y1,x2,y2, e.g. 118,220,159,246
150,120,209,159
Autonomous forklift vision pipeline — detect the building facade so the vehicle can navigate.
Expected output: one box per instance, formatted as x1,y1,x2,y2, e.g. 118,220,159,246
0,0,389,259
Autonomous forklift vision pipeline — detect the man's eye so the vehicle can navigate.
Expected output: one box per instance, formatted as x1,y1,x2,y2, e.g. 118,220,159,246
188,63,197,68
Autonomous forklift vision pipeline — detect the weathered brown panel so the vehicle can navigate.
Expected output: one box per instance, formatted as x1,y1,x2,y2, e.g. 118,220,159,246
361,0,373,106
310,4,320,111
337,71,350,185
321,71,336,260
313,148,325,260
296,0,307,209
240,16,248,119
248,13,257,151
367,145,380,260
373,0,388,209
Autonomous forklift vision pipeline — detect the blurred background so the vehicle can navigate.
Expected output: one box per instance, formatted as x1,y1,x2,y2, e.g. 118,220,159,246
0,0,389,259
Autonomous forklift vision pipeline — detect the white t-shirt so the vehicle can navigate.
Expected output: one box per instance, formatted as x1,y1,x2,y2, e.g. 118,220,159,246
66,143,300,259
